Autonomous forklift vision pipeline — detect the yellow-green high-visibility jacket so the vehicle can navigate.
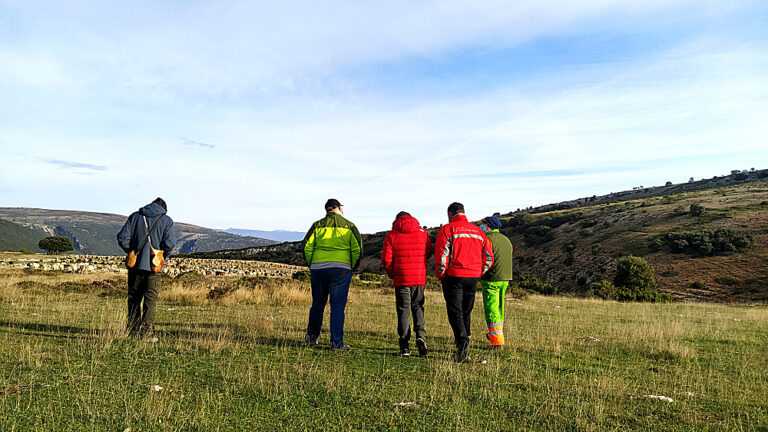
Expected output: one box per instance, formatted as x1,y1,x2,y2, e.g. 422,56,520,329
303,213,363,271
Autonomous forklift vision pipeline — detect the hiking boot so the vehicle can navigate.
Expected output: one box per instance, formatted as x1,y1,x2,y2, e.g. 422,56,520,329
400,347,411,357
330,343,351,351
415,338,428,356
454,342,469,363
304,334,319,347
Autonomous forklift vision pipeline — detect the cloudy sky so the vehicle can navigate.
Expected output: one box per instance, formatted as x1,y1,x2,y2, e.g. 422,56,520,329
1,1,766,233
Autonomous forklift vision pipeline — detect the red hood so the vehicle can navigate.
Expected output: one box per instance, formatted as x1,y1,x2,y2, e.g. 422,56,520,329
393,215,421,233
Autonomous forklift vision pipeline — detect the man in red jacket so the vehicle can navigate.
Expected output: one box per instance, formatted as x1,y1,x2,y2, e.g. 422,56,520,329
382,211,432,357
434,202,494,362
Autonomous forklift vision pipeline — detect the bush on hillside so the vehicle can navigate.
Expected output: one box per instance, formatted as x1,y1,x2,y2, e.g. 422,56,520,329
524,225,555,245
505,213,533,228
689,203,705,216
613,256,672,303
360,272,386,282
650,228,753,256
513,274,558,295
589,279,617,300
714,276,739,286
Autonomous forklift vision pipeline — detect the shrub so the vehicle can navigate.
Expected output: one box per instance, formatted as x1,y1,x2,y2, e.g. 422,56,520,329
514,274,558,295
714,276,739,286
359,272,385,282
19,249,35,255
614,256,655,292
651,229,753,256
660,270,679,277
691,281,705,290
524,225,555,245
579,228,594,237
580,219,598,228
672,206,688,216
506,286,528,300
613,256,671,303
590,279,617,300
506,213,533,227
689,203,705,216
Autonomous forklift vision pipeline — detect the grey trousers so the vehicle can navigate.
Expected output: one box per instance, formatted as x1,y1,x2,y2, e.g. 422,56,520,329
127,269,160,334
395,285,426,348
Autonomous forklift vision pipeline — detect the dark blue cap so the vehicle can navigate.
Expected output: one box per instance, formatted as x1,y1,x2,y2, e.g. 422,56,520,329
482,216,501,230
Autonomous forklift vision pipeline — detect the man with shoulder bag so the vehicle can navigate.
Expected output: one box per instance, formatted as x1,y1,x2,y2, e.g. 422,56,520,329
117,197,177,337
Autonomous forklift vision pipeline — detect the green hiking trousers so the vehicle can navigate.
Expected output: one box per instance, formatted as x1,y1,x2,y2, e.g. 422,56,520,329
480,280,508,345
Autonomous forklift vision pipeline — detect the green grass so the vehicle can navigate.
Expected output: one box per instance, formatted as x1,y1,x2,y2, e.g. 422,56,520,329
1,270,767,431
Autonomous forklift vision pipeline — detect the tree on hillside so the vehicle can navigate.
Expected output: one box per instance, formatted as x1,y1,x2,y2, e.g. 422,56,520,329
38,236,74,255
613,256,671,303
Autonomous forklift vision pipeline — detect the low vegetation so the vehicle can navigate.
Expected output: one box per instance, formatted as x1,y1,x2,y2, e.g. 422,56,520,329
651,228,754,256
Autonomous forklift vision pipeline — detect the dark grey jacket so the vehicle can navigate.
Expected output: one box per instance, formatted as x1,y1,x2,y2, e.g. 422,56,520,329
117,202,177,272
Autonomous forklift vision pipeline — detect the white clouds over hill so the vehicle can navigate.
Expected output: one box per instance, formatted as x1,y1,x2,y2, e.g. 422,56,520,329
0,1,766,231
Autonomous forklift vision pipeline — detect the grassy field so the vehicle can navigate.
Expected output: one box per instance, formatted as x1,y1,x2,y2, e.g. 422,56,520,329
1,269,767,431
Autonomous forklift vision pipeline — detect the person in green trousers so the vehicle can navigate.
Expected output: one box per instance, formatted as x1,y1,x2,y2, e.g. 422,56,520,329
479,216,513,347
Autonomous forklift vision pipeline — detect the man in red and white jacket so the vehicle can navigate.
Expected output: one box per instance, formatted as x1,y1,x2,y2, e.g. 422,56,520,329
382,211,432,357
434,202,494,362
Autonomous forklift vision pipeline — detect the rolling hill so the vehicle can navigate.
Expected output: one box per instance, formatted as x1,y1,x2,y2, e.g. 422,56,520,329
187,169,768,303
0,208,276,255
0,218,47,253
219,228,305,243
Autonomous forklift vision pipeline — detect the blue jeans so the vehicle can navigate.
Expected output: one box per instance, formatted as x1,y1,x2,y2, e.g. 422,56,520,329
306,267,353,347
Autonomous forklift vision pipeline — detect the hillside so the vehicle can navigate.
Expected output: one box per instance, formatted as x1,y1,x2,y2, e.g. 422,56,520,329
0,208,276,255
219,228,305,243
188,170,768,303
0,219,47,253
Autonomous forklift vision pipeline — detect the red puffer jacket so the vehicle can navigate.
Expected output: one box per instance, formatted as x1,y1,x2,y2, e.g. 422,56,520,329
434,214,494,279
382,215,432,287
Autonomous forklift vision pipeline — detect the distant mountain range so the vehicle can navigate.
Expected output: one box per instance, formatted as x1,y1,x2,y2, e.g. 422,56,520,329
218,228,305,243
0,208,276,255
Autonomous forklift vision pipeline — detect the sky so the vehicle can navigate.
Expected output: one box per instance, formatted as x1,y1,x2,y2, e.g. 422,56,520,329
1,1,767,234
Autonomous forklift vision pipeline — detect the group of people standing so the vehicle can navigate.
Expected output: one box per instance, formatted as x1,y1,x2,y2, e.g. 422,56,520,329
303,199,513,363
117,197,513,363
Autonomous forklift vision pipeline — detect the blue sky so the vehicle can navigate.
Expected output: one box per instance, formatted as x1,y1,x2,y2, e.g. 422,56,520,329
1,1,767,233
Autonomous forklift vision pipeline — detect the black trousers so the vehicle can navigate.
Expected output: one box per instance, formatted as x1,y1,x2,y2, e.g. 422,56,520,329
127,269,160,334
441,276,479,347
395,285,426,348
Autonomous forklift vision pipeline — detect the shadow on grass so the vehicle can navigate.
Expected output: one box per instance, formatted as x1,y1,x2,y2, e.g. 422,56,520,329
1,319,484,357
0,320,102,339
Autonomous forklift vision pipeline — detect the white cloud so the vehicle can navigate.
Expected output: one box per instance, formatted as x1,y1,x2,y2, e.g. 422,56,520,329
1,1,766,232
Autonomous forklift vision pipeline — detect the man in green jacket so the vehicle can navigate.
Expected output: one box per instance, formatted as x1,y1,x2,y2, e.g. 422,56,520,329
479,215,513,347
303,199,363,350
